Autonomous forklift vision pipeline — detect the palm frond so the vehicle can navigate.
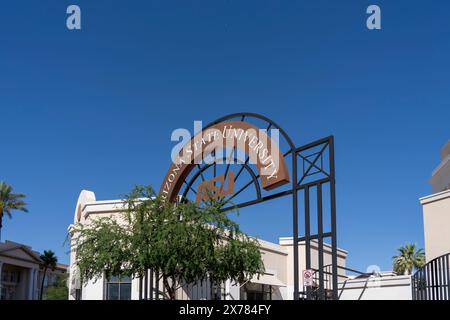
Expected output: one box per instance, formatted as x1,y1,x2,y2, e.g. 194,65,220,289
392,243,425,275
0,181,29,220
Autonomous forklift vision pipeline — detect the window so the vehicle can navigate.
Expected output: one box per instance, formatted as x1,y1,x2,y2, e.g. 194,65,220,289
1,270,20,283
105,275,132,300
13,271,20,283
1,287,6,300
240,283,272,300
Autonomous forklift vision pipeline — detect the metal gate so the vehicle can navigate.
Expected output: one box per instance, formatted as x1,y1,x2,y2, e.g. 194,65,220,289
412,253,450,300
147,113,339,300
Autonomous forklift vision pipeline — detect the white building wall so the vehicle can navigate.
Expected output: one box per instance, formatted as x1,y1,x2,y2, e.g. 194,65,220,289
338,275,412,300
82,277,104,300
69,190,353,301
421,140,450,262
131,278,140,300
421,190,450,262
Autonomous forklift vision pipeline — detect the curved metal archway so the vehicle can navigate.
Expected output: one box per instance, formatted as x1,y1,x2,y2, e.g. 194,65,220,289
157,112,338,300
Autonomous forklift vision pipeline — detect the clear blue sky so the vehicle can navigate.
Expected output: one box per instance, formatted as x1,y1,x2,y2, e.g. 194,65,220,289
1,1,449,272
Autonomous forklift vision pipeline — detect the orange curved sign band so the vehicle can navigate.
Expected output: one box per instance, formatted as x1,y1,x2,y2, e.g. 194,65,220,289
159,121,290,203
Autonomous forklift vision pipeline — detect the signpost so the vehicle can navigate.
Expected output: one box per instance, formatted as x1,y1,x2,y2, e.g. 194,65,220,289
303,269,314,287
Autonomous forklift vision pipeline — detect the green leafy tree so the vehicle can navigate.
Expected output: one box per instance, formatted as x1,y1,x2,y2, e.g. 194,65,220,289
71,185,264,300
40,250,58,300
44,274,69,300
0,181,28,241
393,243,425,275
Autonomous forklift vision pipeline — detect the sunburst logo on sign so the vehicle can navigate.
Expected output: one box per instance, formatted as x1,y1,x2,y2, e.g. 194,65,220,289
196,171,235,204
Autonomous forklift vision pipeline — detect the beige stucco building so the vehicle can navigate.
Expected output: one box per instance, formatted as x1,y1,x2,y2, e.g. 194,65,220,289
420,140,450,262
72,140,450,302
68,190,348,300
0,241,67,300
69,189,418,300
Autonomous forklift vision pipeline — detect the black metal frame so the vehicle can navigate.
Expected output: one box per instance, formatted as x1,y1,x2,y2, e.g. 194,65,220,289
412,253,450,300
308,265,365,300
148,112,338,300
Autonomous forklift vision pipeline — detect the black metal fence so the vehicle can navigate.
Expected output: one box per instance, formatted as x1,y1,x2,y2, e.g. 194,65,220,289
412,253,450,300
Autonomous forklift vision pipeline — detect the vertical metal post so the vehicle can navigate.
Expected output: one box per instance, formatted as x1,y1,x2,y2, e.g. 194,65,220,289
434,258,438,299
423,266,426,300
213,150,216,180
432,261,436,299
304,186,311,299
419,269,422,300
426,263,430,299
442,258,446,300
329,137,338,300
317,183,324,299
447,256,450,300
416,270,420,300
150,269,154,300
292,152,299,300
438,258,443,300
139,276,143,300
446,257,449,300
144,269,148,300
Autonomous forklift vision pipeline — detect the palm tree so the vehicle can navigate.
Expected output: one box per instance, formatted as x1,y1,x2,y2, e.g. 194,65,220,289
392,243,425,275
0,181,28,241
40,250,58,300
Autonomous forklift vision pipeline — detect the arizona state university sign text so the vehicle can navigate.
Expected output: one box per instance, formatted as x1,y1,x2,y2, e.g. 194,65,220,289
160,121,290,203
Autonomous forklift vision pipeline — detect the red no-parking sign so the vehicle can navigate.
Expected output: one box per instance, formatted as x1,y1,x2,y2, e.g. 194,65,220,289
303,269,314,287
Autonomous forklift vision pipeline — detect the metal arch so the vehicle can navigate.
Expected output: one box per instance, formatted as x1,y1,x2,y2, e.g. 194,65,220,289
180,157,262,204
146,113,338,301
412,252,450,300
204,112,296,151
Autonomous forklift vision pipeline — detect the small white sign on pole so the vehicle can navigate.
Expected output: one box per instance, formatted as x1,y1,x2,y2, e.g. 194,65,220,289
303,269,314,287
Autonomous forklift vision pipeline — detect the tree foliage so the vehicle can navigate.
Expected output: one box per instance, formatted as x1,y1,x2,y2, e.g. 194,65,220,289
392,243,425,275
0,181,28,240
40,250,58,300
44,274,69,300
71,185,264,299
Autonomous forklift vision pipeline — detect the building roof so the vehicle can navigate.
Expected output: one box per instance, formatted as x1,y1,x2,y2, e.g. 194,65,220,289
55,263,69,271
420,188,450,205
440,140,450,161
430,140,450,193
0,240,42,263
0,240,68,270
